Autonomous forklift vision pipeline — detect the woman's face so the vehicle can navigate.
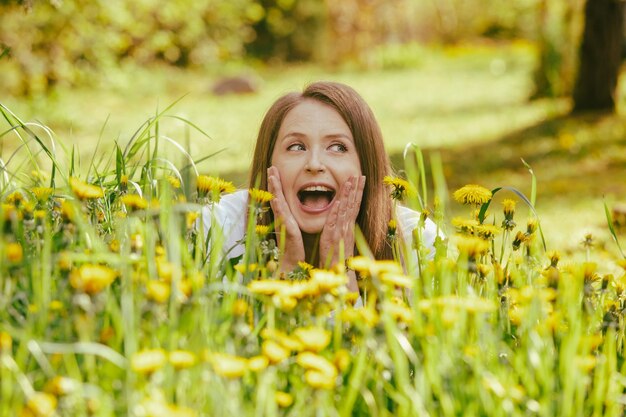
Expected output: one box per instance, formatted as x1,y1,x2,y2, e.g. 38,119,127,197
271,99,362,234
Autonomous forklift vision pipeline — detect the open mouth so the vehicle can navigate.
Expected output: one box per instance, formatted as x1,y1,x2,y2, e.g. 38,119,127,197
297,185,336,210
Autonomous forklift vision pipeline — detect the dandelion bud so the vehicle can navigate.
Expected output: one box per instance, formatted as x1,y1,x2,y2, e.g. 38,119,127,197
501,199,517,231
119,174,129,192
502,199,516,219
512,231,527,251
582,233,594,249
547,250,560,268
387,219,397,239
602,274,612,291
526,219,538,235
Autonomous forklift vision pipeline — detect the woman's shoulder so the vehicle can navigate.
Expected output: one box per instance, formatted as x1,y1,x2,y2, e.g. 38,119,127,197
395,204,438,236
201,189,248,225
217,189,249,212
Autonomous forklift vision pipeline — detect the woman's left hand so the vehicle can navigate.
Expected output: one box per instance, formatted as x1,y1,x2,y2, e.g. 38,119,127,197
318,175,365,274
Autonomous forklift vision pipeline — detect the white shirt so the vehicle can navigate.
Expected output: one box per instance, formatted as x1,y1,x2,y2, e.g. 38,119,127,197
200,190,440,266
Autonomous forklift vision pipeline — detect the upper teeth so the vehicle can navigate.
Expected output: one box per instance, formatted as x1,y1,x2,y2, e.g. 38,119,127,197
302,185,332,192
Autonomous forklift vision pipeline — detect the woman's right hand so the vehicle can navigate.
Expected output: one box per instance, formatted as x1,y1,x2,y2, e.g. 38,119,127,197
267,166,305,272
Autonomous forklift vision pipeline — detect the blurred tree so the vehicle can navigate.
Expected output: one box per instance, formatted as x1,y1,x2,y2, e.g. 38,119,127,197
0,0,259,96
531,0,585,98
573,0,624,112
245,0,325,61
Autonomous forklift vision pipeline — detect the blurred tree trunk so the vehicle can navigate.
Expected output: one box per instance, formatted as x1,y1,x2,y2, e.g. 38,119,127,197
532,0,585,99
573,0,624,112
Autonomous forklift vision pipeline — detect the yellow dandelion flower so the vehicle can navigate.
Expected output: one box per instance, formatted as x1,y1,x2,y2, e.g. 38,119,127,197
177,279,193,299
49,300,63,311
146,281,171,304
247,355,269,372
346,256,374,273
131,348,167,374
334,349,351,372
69,264,117,295
456,236,490,259
582,262,600,285
383,300,414,324
387,219,397,238
502,198,516,219
304,369,336,390
296,352,338,379
294,326,331,353
247,279,289,296
547,250,560,268
255,224,271,236
26,392,57,417
280,280,320,299
380,272,414,289
272,294,297,311
474,224,501,240
186,212,199,229
526,218,538,235
69,177,104,200
156,259,182,282
234,263,258,275
120,194,148,211
196,175,235,196
383,176,414,200
574,355,597,373
210,353,248,378
275,391,293,408
6,242,23,263
309,269,348,292
119,174,129,187
167,175,181,189
249,188,273,204
262,340,290,364
344,292,360,306
512,230,528,251
31,187,54,203
232,299,249,316
0,331,12,351
6,191,24,205
475,263,492,279
44,376,79,396
453,184,492,206
109,239,120,253
297,261,314,272
261,328,303,352
169,350,197,369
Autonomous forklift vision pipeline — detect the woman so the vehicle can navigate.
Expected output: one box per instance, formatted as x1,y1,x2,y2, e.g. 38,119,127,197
202,81,438,292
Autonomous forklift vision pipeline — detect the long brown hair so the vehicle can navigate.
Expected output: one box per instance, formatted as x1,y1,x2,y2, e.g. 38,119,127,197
249,81,394,260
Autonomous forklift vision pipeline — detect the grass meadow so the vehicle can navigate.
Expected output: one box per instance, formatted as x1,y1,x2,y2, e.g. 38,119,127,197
1,41,626,416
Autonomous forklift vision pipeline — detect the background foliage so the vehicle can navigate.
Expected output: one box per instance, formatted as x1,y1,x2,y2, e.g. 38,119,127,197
0,0,578,96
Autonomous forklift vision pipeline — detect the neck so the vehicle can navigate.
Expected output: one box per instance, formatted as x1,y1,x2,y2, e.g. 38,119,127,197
301,232,320,266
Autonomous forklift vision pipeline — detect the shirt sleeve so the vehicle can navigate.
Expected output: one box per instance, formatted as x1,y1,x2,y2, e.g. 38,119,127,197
199,190,248,261
395,205,442,264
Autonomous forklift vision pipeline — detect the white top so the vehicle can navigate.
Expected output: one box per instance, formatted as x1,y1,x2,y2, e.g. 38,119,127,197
200,190,440,266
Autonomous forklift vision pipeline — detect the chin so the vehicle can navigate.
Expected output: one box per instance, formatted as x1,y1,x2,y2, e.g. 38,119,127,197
297,219,326,235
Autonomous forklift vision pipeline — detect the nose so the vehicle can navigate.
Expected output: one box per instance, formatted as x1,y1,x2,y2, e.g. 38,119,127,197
304,150,325,173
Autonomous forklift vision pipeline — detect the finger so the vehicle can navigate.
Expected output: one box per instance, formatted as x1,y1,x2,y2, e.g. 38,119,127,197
267,169,293,225
335,177,354,235
349,175,365,221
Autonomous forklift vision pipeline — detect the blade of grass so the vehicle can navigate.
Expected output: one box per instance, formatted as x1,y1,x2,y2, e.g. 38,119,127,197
604,201,625,259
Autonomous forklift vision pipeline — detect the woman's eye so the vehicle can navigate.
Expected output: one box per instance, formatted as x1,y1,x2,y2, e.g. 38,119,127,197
329,143,348,152
287,143,305,151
